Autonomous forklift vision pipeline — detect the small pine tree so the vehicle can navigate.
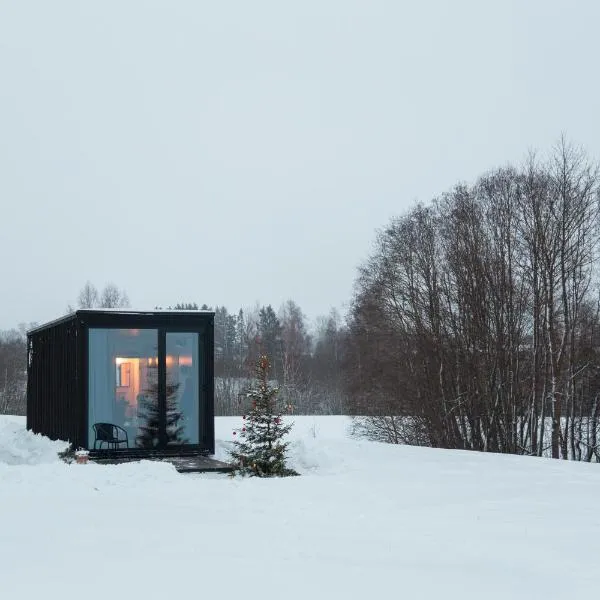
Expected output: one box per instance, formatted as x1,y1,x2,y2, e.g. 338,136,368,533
230,355,298,477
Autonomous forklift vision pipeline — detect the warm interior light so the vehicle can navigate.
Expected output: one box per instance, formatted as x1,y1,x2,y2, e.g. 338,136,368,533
115,358,140,413
121,356,192,368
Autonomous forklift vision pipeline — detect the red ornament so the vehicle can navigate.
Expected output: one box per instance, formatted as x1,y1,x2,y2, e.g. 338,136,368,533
242,427,246,432
232,431,237,436
243,415,246,420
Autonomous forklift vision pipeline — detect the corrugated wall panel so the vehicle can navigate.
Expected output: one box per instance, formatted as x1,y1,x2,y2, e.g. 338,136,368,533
26,318,81,447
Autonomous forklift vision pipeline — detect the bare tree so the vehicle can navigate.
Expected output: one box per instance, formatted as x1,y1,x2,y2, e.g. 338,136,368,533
279,300,312,411
0,329,27,415
77,281,99,308
345,139,600,461
76,281,130,309
100,283,130,308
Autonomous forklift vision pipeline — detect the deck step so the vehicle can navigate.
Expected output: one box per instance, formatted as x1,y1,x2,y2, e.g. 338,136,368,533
90,455,234,474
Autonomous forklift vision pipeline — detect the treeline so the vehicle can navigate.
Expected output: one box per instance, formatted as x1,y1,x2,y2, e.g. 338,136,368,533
168,301,347,416
346,138,600,461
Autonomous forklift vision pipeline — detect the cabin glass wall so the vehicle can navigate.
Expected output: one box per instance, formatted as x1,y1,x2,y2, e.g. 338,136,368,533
165,332,200,445
88,328,158,449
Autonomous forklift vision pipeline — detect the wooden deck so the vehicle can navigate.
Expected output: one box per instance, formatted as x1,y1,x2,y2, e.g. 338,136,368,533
90,454,234,474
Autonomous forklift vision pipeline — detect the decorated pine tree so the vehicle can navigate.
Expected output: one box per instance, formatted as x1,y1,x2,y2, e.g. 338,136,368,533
230,355,298,477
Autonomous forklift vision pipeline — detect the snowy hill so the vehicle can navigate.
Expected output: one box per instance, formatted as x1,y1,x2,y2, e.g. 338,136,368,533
1,415,599,599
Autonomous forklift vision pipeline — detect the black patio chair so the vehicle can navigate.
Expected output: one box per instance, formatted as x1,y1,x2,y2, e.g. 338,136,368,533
92,422,129,450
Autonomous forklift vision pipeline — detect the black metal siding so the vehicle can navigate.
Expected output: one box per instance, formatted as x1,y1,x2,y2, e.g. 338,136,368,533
26,317,82,447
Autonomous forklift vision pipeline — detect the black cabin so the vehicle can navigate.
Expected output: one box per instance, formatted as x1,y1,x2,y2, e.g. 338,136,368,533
26,310,215,456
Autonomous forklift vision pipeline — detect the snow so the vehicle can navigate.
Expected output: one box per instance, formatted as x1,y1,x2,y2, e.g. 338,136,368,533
0,415,69,465
1,415,600,599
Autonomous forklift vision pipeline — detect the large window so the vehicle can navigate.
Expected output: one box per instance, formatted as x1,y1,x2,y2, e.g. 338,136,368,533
88,328,201,450
88,328,158,449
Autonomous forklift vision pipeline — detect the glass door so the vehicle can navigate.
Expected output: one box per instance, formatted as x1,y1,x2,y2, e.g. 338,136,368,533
88,328,159,450
165,332,200,446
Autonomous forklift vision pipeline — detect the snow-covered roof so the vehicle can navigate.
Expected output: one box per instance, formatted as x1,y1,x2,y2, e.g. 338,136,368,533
27,308,214,335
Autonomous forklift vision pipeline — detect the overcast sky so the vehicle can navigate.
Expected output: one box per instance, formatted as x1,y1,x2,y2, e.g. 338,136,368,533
1,0,599,330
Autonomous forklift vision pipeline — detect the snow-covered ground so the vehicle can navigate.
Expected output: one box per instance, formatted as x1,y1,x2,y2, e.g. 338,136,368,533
1,415,600,599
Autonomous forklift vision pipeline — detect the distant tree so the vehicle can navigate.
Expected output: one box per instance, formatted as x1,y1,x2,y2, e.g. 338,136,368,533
279,300,312,412
0,329,27,415
242,305,261,373
76,281,130,309
258,305,282,378
311,308,348,414
214,307,237,371
78,281,99,308
171,302,199,310
280,300,310,379
236,308,247,371
100,283,130,308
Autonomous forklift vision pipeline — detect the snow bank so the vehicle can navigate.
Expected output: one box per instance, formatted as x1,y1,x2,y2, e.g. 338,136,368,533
0,416,69,465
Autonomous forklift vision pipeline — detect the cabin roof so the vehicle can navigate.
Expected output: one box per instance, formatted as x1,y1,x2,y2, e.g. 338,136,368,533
27,309,215,335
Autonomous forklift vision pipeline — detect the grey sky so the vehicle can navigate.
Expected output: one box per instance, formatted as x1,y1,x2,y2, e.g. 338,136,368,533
1,0,599,330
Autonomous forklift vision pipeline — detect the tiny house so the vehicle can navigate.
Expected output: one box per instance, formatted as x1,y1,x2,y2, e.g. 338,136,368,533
27,310,215,455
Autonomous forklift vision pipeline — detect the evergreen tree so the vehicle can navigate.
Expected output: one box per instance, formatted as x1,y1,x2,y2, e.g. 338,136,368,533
236,308,246,373
215,306,237,376
172,302,199,310
224,312,238,372
136,367,186,448
230,355,298,477
258,305,282,378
